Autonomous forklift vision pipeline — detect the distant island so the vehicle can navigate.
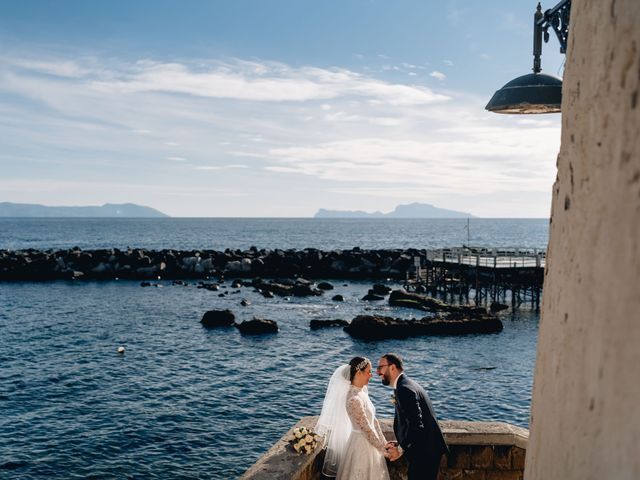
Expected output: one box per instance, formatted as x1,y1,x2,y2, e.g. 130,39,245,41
314,202,474,219
0,202,169,218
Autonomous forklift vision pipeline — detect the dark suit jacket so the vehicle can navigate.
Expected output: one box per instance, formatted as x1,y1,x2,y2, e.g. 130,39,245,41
393,374,449,460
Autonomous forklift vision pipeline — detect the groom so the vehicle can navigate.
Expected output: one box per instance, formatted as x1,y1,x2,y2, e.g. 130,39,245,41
377,353,449,480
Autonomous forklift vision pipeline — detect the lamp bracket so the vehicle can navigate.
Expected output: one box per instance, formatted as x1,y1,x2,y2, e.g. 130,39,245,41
537,0,571,54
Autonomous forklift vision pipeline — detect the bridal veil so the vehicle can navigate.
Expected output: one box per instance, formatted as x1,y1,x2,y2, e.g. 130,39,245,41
315,364,352,477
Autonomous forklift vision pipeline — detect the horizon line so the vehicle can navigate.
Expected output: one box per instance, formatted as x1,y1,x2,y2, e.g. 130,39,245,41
0,216,550,220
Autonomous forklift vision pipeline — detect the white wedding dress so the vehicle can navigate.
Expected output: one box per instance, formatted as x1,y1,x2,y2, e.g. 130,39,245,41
336,385,390,480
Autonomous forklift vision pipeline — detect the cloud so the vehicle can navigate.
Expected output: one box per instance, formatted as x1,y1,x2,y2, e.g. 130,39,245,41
516,118,554,127
195,164,249,170
429,71,447,81
444,60,454,67
82,59,450,106
1,55,450,107
368,117,401,127
4,57,91,78
263,125,559,195
0,53,560,216
323,111,362,122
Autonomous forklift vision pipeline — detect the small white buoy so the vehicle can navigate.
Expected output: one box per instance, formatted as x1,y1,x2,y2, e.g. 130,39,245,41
117,346,125,354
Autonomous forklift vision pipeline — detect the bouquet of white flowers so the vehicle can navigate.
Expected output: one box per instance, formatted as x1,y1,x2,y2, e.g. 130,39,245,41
288,426,320,455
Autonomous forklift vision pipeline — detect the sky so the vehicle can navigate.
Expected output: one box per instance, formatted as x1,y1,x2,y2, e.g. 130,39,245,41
0,0,566,218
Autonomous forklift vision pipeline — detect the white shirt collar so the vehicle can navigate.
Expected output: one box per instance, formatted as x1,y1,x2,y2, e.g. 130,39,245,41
392,372,404,389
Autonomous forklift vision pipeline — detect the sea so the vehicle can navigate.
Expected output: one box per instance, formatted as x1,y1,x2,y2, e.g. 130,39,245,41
0,218,548,479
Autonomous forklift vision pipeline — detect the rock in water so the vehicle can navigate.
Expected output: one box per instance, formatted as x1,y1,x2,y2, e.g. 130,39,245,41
236,317,278,335
389,290,488,317
362,292,385,301
490,302,509,312
292,284,323,297
310,319,349,330
200,309,236,327
344,314,503,340
372,284,392,295
344,315,407,339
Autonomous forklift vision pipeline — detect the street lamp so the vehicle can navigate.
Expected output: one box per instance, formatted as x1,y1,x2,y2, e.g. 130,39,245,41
486,0,571,114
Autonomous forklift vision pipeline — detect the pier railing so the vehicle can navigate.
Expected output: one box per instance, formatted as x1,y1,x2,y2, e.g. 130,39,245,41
425,246,546,269
406,246,546,309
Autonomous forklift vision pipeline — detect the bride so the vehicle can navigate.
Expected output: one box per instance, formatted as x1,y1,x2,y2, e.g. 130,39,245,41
316,357,391,479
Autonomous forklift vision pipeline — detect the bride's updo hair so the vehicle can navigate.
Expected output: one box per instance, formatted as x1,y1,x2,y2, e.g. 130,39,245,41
349,356,370,381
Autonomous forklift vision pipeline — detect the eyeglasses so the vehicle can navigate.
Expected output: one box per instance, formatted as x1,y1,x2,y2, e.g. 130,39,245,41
376,364,391,371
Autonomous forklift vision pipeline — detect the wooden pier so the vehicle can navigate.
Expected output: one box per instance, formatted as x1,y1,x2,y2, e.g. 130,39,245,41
405,246,545,310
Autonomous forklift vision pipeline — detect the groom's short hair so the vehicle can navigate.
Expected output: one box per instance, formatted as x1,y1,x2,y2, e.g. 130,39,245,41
382,353,403,371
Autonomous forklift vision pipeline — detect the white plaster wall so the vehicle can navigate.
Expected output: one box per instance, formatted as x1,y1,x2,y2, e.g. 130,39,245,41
525,0,640,479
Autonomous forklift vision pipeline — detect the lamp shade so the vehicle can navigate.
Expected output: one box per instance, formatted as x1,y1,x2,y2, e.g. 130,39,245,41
486,72,562,114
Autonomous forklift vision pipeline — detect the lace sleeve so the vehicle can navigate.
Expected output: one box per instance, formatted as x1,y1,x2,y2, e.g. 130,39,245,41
374,418,386,445
346,396,386,453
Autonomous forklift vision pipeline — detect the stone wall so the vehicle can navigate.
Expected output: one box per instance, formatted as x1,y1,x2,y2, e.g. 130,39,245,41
240,417,528,480
525,1,640,479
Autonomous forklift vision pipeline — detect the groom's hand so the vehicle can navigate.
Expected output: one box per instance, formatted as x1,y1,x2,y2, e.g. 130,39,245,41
385,441,397,460
386,446,401,461
384,442,402,462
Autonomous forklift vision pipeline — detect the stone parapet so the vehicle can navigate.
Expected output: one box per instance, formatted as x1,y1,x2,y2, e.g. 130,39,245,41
240,417,323,480
240,417,528,480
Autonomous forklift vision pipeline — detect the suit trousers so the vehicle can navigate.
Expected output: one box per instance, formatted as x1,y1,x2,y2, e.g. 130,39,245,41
406,450,442,480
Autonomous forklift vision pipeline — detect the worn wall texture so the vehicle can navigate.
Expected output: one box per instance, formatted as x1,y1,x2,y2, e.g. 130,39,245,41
525,0,640,479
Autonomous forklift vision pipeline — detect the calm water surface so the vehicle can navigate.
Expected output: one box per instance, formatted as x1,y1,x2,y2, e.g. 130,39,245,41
0,219,544,479
0,218,549,251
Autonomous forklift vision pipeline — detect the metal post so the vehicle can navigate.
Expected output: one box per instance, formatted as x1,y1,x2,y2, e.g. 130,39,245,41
533,3,544,73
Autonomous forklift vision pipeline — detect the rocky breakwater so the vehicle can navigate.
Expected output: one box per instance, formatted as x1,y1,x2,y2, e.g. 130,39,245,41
0,247,426,281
